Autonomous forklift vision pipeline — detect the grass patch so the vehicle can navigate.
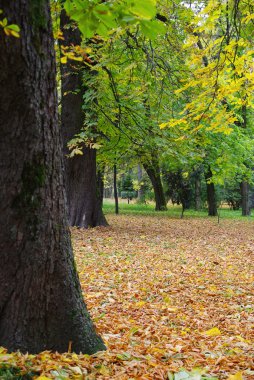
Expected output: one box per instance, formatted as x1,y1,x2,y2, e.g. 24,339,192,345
103,198,253,220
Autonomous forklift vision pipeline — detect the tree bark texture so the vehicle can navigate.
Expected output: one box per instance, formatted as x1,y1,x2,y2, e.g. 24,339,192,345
205,167,217,216
60,11,107,228
241,181,251,216
0,1,105,354
143,159,167,211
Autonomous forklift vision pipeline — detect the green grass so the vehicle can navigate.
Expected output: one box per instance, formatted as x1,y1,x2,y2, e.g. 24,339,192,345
103,198,253,220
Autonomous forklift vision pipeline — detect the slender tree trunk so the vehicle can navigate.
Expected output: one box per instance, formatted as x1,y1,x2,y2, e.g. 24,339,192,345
241,181,251,216
240,105,251,216
143,160,167,211
113,164,119,214
60,11,107,228
137,164,145,202
205,167,217,216
194,172,202,211
0,1,105,354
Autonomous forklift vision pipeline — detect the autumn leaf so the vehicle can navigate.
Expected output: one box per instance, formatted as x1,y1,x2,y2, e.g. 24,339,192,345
227,372,243,380
203,327,222,336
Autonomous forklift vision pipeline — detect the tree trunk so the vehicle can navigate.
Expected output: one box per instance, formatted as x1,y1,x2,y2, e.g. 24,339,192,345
137,164,145,202
60,11,107,228
205,168,217,216
0,1,105,354
194,172,202,211
143,160,167,211
241,181,251,216
65,148,108,227
239,105,251,216
114,164,119,214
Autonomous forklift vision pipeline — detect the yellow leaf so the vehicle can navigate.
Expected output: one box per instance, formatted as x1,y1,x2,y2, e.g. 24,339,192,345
9,29,20,37
167,307,178,312
160,122,169,129
163,295,171,304
135,301,146,307
35,377,52,380
227,372,243,380
203,327,221,336
0,354,13,360
61,56,67,64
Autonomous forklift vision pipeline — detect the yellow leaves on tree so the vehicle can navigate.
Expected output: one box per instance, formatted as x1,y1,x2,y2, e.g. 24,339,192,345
160,0,254,136
0,10,20,38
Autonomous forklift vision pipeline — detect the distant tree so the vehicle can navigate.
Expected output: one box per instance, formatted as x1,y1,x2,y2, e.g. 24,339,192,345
120,173,136,203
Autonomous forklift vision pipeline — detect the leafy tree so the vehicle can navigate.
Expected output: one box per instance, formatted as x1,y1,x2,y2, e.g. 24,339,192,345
161,0,254,215
120,173,136,202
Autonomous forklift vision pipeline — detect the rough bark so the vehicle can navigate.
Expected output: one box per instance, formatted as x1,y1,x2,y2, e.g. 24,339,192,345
205,167,217,216
64,148,108,227
241,181,251,216
60,11,107,228
143,159,167,211
0,1,105,353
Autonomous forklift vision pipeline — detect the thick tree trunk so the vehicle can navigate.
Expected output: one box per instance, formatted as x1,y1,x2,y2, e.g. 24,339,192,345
0,1,105,354
113,164,119,214
65,148,108,227
60,11,107,228
205,168,217,216
143,160,167,211
241,181,251,216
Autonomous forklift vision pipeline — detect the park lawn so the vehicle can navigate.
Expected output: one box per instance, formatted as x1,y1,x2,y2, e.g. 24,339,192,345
102,198,254,220
0,214,253,379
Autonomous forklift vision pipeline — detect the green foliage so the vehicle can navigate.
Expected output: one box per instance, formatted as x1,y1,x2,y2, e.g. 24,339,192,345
119,173,137,199
0,9,20,37
120,173,133,192
221,183,242,210
120,190,136,199
59,0,254,215
163,171,191,205
0,365,36,379
64,0,166,39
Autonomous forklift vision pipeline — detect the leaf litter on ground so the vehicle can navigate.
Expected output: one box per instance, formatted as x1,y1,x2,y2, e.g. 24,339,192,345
0,215,253,379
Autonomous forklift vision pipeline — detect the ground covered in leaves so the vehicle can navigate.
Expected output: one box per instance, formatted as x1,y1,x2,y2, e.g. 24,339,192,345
1,215,254,379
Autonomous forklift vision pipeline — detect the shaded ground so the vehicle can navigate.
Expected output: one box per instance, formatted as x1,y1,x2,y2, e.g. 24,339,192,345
0,215,253,379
